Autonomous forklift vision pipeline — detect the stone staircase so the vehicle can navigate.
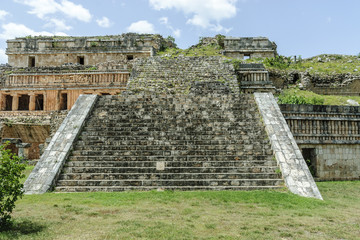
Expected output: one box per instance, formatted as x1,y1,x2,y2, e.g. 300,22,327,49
55,93,284,192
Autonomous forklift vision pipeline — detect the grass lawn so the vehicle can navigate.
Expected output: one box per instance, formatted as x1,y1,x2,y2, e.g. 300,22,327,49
0,180,359,240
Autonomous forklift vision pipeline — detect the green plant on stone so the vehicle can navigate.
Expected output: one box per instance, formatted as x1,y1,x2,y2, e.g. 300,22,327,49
0,143,26,230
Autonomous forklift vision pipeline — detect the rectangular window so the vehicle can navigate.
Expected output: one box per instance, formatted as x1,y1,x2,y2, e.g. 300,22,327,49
5,95,13,111
302,148,317,177
77,56,85,65
60,93,68,110
18,95,30,111
35,94,44,110
29,56,35,67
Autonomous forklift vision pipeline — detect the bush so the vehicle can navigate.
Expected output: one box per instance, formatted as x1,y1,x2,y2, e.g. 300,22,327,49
0,144,26,230
264,55,292,69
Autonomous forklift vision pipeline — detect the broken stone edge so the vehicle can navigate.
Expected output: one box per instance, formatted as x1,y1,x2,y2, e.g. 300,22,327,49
254,92,323,200
23,94,98,194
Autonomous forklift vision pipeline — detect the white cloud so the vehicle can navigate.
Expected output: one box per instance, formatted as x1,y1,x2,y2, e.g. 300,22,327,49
149,0,237,32
44,18,72,31
0,22,67,39
127,20,155,34
96,17,112,28
0,49,8,64
0,10,10,20
14,0,91,22
159,16,181,38
57,0,91,22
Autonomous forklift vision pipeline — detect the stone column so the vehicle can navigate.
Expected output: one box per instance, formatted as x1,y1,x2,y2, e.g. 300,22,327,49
11,93,19,111
0,93,5,111
29,93,36,111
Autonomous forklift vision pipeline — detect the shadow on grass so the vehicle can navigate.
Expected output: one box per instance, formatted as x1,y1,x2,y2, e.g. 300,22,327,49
0,219,47,238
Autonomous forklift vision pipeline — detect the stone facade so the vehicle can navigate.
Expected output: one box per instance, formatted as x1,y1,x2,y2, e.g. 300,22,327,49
280,104,360,180
223,37,277,59
6,33,172,67
0,70,129,111
236,63,275,93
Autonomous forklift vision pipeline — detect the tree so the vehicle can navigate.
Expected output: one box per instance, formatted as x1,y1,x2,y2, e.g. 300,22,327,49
0,143,26,230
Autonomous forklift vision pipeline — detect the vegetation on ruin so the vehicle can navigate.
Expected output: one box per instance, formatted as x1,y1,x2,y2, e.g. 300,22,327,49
277,88,360,105
246,54,360,75
1,179,359,239
158,44,224,58
0,144,26,229
158,35,227,58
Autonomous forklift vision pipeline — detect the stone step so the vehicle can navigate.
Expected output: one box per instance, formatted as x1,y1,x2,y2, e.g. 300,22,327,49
78,134,267,141
75,138,270,147
55,185,283,192
56,179,283,187
58,173,280,181
72,144,269,152
67,155,274,162
70,150,267,157
65,160,277,168
61,166,279,174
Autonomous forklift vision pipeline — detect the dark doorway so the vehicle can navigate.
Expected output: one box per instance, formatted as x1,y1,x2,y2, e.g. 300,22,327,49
35,94,44,110
77,56,85,65
302,148,317,177
5,95,13,111
29,56,35,67
18,95,30,110
127,55,134,61
60,93,68,110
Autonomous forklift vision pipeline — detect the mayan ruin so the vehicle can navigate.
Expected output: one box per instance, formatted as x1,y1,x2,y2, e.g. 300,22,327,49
0,31,357,202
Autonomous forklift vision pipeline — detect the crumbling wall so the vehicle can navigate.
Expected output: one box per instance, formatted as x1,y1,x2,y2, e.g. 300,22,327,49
269,69,360,95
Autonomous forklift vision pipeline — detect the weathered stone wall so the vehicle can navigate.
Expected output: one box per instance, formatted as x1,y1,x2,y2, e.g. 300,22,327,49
0,111,67,159
280,104,360,180
127,56,239,94
0,70,129,111
6,33,172,67
223,37,277,59
269,69,360,95
8,52,148,68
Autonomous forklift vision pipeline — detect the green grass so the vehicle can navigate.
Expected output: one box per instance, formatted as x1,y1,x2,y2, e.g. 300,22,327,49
247,54,360,75
158,44,225,58
278,88,360,105
1,181,360,239
20,165,34,184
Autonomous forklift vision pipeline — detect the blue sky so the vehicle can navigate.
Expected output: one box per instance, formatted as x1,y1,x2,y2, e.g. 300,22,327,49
0,0,359,64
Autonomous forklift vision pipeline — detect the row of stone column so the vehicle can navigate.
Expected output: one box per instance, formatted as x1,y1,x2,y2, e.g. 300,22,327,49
287,119,360,136
240,72,269,82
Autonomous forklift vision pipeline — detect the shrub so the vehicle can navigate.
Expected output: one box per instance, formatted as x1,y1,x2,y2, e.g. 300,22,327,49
0,144,26,230
264,55,292,69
